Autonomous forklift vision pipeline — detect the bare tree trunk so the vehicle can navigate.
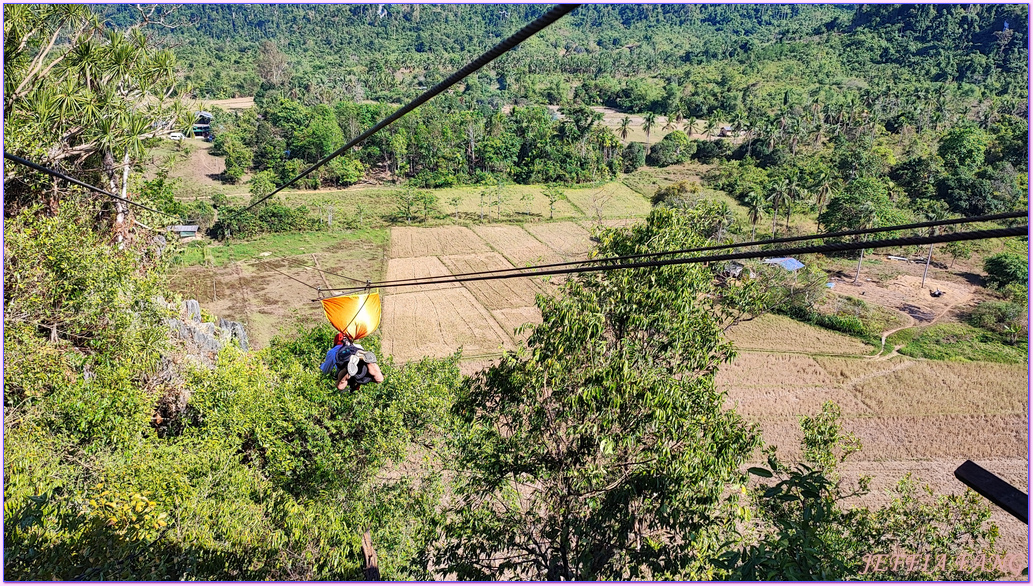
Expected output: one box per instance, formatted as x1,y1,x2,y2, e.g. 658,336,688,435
361,531,380,581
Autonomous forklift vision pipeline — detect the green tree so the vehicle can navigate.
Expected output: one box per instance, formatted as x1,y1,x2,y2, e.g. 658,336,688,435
435,206,761,580
641,111,657,153
744,189,765,240
248,170,277,205
938,125,991,176
396,184,420,224
943,240,973,268
617,116,632,142
818,177,904,235
3,4,191,234
983,252,1028,289
544,184,564,220
419,189,438,222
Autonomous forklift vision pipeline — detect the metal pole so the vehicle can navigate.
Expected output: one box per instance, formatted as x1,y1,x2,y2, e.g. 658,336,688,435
853,247,864,284
921,242,934,288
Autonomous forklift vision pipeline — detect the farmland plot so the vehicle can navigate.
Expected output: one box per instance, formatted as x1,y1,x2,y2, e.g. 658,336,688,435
724,314,874,355
380,287,515,362
440,252,543,310
389,226,490,258
384,256,458,294
563,183,652,219
524,222,594,258
472,225,565,267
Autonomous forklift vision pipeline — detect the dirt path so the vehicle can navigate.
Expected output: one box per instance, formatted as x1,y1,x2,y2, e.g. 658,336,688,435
873,293,968,359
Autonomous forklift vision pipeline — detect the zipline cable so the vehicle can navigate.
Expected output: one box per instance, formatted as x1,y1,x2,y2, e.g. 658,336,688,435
3,151,176,217
237,4,580,215
319,224,1027,292
258,259,324,291
369,210,1029,286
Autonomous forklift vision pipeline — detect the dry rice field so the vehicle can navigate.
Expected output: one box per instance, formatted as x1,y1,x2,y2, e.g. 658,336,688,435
380,222,599,363
718,321,1029,566
374,219,1028,566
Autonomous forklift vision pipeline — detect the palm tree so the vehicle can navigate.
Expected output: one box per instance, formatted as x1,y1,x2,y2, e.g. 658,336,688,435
767,178,789,237
813,171,837,230
642,111,657,152
744,189,764,240
662,114,677,133
684,116,697,137
713,201,735,241
853,201,879,284
704,117,718,140
617,116,631,142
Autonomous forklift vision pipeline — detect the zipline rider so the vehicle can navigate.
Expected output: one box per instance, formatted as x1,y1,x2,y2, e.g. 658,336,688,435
320,331,384,391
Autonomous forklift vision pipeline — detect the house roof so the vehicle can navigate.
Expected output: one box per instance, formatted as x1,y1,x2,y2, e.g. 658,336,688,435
168,225,199,232
763,257,805,271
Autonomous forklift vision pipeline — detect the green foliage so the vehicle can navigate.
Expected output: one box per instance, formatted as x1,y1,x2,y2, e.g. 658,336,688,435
3,203,169,366
210,201,321,240
621,141,646,173
890,323,1028,364
645,130,695,167
966,300,1028,345
435,205,762,580
248,170,277,204
938,125,991,176
818,177,908,235
983,252,1028,289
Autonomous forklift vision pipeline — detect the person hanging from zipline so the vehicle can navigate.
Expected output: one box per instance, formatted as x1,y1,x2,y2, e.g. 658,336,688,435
320,331,384,390
318,290,384,390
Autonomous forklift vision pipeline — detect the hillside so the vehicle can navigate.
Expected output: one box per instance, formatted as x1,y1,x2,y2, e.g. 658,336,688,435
4,3,1028,581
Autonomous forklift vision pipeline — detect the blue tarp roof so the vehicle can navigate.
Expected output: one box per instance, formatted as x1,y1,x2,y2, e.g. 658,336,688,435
763,257,805,271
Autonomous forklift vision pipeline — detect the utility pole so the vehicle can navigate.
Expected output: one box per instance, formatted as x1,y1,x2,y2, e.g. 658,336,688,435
921,243,934,288
853,246,864,284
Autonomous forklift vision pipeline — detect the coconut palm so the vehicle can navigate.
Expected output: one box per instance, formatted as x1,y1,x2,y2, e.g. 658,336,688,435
744,189,764,240
704,117,718,140
767,178,790,237
684,116,697,137
617,115,632,142
642,111,657,152
662,114,677,133
812,171,837,230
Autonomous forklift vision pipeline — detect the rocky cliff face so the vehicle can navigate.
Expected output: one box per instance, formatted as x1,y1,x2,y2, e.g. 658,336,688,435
152,298,250,437
165,298,249,365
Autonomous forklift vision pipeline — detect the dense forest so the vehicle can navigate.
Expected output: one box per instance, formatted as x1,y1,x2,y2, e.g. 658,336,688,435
3,4,1028,581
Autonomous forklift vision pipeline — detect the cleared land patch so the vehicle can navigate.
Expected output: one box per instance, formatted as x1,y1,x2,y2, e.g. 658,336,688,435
562,183,652,219
390,225,491,258
471,225,565,267
717,353,835,387
724,314,874,355
440,253,543,310
380,287,514,362
524,222,594,258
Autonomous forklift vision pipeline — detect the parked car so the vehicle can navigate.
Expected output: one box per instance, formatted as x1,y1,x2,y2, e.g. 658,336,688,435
168,132,185,141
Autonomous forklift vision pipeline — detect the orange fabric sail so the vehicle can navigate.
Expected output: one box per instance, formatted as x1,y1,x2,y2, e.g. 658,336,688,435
321,292,381,340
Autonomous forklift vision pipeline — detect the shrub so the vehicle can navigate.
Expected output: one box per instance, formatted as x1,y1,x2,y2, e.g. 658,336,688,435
983,252,1027,288
621,141,646,173
645,130,695,167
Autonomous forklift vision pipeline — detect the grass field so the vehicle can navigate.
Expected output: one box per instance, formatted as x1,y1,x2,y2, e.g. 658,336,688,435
176,229,387,267
886,323,1028,364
